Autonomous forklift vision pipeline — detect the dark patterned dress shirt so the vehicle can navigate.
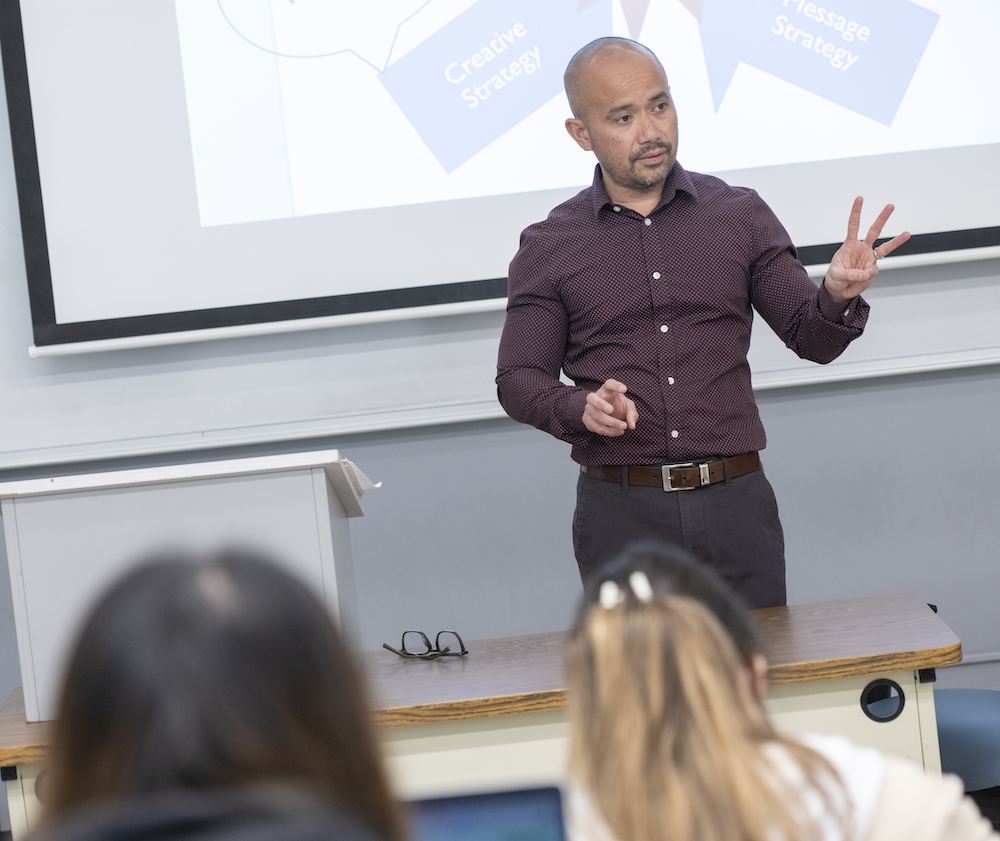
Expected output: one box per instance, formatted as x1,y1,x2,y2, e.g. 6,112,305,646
496,162,869,466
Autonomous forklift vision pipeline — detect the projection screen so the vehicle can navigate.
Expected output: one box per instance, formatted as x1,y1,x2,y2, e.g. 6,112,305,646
2,0,998,352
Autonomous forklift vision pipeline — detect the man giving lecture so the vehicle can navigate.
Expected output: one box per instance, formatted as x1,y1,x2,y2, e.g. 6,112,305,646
495,37,910,607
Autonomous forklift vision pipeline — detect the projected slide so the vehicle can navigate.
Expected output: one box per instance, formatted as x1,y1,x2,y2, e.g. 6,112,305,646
14,0,999,339
175,0,994,229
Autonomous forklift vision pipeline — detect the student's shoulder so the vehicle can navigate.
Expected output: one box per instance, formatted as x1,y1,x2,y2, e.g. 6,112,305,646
867,756,998,841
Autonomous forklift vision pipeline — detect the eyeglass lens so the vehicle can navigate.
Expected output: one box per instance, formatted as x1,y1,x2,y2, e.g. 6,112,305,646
435,630,467,655
401,630,432,655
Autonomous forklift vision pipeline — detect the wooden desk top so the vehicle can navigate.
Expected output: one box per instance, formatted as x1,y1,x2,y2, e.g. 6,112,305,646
361,632,567,726
0,593,962,762
755,592,961,683
364,592,960,725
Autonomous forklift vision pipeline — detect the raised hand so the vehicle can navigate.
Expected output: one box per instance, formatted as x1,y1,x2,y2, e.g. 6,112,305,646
824,197,911,305
583,379,638,437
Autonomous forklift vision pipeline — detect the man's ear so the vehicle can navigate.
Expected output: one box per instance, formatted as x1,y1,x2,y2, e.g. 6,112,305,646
565,118,592,151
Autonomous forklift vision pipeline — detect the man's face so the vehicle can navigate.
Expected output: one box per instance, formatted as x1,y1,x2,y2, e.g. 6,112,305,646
566,49,678,201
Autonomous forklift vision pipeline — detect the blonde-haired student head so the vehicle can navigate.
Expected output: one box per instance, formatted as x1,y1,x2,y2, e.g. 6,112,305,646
565,540,996,841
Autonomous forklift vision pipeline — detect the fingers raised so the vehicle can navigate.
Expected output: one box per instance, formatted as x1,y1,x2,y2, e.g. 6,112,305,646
875,229,912,258
863,203,896,247
845,196,863,242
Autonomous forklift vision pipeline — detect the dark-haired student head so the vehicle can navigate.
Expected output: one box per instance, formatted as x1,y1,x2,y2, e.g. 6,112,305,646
41,549,404,841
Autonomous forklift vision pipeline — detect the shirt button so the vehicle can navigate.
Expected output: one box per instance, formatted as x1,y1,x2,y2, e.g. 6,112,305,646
843,309,849,317
652,272,661,280
644,218,652,226
668,377,675,385
613,206,621,212
659,325,668,333
671,430,679,438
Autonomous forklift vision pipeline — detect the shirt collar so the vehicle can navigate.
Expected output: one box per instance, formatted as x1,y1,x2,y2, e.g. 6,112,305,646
590,161,698,217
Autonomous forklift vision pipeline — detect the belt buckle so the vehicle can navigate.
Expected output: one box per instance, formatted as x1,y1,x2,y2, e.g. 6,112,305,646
661,461,711,492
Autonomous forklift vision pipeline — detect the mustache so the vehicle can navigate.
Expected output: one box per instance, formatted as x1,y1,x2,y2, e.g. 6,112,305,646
630,142,672,164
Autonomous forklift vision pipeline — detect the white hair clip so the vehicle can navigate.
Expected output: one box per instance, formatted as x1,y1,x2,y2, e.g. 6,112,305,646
629,571,654,603
599,580,625,610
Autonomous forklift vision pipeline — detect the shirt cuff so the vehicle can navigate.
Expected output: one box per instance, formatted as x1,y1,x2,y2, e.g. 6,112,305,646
560,388,591,442
817,282,861,324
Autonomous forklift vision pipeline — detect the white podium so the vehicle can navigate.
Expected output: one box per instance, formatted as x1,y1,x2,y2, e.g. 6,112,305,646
0,449,370,722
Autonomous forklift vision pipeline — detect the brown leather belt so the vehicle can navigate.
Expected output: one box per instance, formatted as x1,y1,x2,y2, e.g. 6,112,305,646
581,452,760,492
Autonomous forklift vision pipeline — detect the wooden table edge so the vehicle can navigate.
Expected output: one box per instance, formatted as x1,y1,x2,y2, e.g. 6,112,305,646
373,689,568,727
0,745,49,767
767,642,962,684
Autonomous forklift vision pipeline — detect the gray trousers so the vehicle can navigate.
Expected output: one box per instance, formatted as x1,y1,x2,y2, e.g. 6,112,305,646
572,465,786,608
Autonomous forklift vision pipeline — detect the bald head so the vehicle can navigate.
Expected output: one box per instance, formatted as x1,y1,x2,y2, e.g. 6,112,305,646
562,37,677,209
564,37,666,121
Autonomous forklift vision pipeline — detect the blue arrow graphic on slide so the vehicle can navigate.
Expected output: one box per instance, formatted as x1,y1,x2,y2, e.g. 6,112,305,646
379,0,611,173
694,0,939,126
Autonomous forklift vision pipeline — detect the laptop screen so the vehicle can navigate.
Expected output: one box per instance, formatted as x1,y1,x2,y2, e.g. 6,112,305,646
409,786,566,841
